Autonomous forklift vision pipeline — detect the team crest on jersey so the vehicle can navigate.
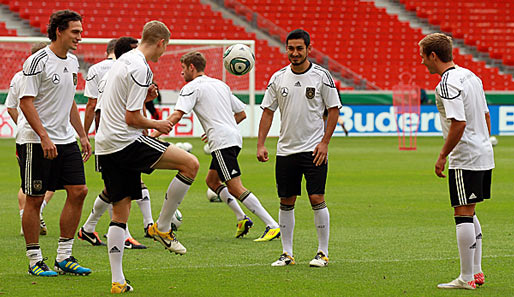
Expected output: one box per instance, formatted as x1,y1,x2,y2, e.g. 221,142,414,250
305,87,315,99
33,180,42,192
280,87,289,97
73,73,78,86
52,74,60,84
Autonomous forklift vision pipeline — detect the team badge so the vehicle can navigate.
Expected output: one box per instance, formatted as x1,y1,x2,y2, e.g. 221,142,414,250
306,87,315,99
52,74,60,84
280,87,289,97
73,73,78,86
33,180,43,192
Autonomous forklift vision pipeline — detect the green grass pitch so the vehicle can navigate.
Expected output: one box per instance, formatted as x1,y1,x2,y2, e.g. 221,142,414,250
0,136,512,296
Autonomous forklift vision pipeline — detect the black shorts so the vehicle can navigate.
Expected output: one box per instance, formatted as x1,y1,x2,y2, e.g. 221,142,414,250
16,142,86,196
448,169,492,207
98,135,169,203
210,146,241,182
275,152,327,198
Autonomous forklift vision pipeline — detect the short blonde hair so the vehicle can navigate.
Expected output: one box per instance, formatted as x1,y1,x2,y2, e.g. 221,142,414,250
141,20,170,45
418,33,453,63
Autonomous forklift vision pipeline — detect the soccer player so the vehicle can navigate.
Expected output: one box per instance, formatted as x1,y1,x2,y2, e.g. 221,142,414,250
78,37,151,249
6,42,55,237
257,29,341,267
419,33,494,290
95,21,199,293
153,51,280,241
17,10,92,277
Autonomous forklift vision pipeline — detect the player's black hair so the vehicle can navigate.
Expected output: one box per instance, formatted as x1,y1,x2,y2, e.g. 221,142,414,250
286,29,310,47
106,39,117,55
47,10,82,42
114,37,138,59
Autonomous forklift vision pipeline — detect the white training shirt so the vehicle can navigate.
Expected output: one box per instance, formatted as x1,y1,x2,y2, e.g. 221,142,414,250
175,75,245,151
261,63,341,156
18,46,79,144
84,58,115,99
435,66,494,170
5,71,26,143
95,49,153,155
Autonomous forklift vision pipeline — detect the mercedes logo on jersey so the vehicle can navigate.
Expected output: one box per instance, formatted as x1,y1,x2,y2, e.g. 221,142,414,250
280,87,289,97
52,74,60,84
306,87,315,99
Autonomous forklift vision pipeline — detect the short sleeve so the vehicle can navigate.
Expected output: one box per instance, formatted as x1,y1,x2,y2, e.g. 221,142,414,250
84,66,99,99
174,85,197,114
230,94,246,113
261,76,278,111
5,74,21,108
320,71,342,109
126,66,152,111
437,79,465,121
20,52,46,99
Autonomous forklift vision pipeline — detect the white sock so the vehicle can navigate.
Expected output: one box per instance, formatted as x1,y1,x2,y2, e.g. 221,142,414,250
83,196,110,233
56,238,74,263
125,223,132,240
26,244,43,267
137,187,154,227
313,203,330,256
20,209,24,219
218,187,246,221
108,222,126,284
40,200,47,215
279,205,295,256
240,192,279,228
455,218,475,282
473,214,482,274
156,174,192,233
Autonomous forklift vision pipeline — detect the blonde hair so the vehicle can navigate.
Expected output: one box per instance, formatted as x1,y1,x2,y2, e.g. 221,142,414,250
141,20,170,45
418,33,453,63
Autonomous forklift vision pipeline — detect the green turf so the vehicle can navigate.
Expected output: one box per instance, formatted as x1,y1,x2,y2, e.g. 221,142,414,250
0,136,512,296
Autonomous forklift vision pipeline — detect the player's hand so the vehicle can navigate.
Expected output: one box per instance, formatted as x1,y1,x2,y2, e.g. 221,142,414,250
155,120,173,134
79,135,92,162
150,130,161,138
41,136,58,160
257,145,269,162
435,155,447,178
313,142,328,166
201,133,208,143
145,84,158,103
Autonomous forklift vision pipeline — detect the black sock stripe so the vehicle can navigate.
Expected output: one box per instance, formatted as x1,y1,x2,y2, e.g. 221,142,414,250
26,243,40,250
454,216,474,225
109,221,127,229
280,203,294,211
238,190,251,202
99,190,111,203
311,201,327,210
58,237,73,242
214,185,226,196
176,173,194,185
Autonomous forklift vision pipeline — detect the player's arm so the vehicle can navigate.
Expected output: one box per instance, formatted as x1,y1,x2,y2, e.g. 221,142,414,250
20,96,57,159
313,107,339,166
83,97,96,136
126,109,172,134
485,112,491,136
257,108,274,162
7,108,18,124
70,100,92,162
234,111,246,124
435,118,466,178
149,109,185,138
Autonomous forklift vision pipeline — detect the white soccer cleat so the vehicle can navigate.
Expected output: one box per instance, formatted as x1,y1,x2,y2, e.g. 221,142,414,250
437,277,476,290
309,251,329,267
271,253,295,267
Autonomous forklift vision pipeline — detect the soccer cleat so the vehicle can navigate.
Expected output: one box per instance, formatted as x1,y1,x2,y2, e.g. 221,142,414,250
254,226,280,242
77,227,106,246
147,223,186,255
40,216,47,235
111,281,134,293
437,277,476,290
271,253,295,267
144,223,153,238
28,258,58,277
235,216,253,238
124,237,147,249
474,272,485,286
309,251,329,267
54,256,92,275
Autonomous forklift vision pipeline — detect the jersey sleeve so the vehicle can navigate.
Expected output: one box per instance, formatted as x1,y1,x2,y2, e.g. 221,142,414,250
174,84,197,114
20,53,46,99
230,94,246,113
84,65,99,99
126,65,152,111
437,78,465,121
5,74,21,108
261,75,278,111
319,70,342,109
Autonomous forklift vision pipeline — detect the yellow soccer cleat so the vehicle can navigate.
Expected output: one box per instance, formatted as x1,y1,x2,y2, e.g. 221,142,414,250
111,281,133,293
254,226,280,242
309,251,329,267
235,216,253,238
147,223,186,254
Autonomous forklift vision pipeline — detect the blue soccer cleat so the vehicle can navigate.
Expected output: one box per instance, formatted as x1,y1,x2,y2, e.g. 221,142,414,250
28,258,58,277
54,256,91,275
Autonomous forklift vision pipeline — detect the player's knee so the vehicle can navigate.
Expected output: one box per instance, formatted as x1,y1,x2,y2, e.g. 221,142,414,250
280,196,296,205
70,185,88,201
184,155,200,177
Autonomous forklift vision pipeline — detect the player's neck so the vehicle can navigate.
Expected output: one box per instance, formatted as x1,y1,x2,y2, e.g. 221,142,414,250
107,53,116,60
49,42,68,59
437,62,456,76
290,60,311,74
193,72,205,80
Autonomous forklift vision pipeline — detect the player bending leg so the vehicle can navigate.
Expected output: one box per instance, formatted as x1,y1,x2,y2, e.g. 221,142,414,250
153,51,280,241
95,21,198,293
419,33,493,290
257,29,341,267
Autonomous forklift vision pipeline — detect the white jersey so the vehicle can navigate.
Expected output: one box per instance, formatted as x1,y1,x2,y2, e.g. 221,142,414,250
261,63,341,156
95,49,153,155
18,46,79,144
435,66,494,170
84,58,114,99
175,75,245,151
5,71,26,143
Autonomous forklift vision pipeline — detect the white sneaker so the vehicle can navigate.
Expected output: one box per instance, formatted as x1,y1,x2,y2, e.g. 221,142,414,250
309,251,329,267
271,253,295,267
147,223,186,255
437,277,476,290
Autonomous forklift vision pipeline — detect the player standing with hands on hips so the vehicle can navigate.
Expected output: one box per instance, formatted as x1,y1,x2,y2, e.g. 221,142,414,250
257,29,341,267
419,33,494,290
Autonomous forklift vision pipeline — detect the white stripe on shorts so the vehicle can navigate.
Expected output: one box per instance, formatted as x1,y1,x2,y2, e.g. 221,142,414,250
25,143,32,196
214,150,231,181
456,169,467,205
137,136,167,153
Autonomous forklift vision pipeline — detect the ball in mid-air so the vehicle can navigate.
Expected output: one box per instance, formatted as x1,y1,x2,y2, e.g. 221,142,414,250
206,188,222,202
223,44,255,76
171,209,182,231
203,143,211,155
490,136,498,146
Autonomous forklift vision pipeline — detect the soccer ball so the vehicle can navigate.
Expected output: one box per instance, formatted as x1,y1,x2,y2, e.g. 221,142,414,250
223,44,255,76
490,136,498,146
203,143,211,155
171,209,182,231
175,142,184,150
206,188,222,202
182,142,193,152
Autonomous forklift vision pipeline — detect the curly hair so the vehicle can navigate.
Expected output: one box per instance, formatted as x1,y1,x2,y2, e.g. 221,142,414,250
47,10,82,42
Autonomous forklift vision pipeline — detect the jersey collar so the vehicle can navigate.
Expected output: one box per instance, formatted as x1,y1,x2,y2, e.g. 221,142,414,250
290,61,312,75
441,66,456,76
